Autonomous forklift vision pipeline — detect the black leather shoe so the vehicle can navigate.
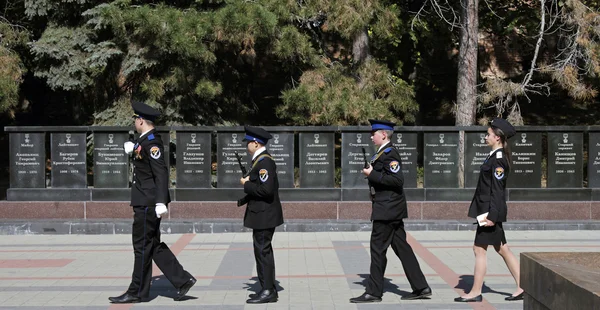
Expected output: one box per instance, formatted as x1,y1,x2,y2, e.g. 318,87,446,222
454,295,483,302
175,278,197,301
401,287,432,300
108,293,141,304
505,292,524,301
349,292,382,303
246,289,277,304
250,288,278,299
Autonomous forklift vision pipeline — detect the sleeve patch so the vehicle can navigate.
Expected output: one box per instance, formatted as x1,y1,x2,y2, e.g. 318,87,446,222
496,152,502,159
494,167,505,180
150,146,161,159
389,161,400,173
259,169,269,182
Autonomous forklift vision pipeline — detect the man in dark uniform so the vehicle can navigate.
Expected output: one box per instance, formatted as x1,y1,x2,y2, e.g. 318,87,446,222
238,126,284,304
109,101,196,304
350,119,431,303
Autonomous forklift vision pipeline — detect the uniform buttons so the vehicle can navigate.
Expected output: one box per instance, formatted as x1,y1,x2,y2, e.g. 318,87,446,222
133,181,136,184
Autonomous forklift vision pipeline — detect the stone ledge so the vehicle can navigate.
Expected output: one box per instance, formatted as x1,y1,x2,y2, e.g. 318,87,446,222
521,252,600,310
0,201,598,221
0,219,599,235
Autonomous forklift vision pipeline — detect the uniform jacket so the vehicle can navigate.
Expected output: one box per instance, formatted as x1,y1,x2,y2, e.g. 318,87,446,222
242,151,284,230
130,129,171,207
367,144,407,221
468,148,509,223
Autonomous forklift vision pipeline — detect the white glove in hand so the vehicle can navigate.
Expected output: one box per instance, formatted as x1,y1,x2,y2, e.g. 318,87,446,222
155,203,168,218
124,141,135,155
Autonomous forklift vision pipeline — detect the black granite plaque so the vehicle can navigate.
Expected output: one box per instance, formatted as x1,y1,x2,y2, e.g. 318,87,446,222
589,133,600,188
424,132,459,188
157,131,170,169
217,132,247,188
267,133,294,188
341,132,372,188
51,133,87,188
392,132,418,188
508,132,542,188
547,132,583,188
176,132,211,188
93,133,129,188
465,132,490,188
9,133,45,188
299,132,334,187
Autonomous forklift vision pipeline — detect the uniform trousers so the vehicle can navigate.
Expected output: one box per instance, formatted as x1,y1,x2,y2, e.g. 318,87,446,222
366,220,428,297
252,228,276,290
127,206,192,298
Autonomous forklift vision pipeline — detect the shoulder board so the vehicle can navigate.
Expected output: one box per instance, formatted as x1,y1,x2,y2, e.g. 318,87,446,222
258,157,266,162
384,147,393,154
147,134,155,141
496,152,503,159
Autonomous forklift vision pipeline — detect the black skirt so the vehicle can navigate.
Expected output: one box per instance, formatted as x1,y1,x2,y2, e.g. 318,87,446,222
474,222,507,246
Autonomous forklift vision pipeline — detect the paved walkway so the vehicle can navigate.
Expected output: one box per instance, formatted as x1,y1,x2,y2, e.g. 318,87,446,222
0,230,598,309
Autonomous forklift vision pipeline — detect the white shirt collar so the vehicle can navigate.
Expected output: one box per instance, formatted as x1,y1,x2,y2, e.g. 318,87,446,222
139,129,153,139
489,147,503,157
252,147,267,160
377,141,391,153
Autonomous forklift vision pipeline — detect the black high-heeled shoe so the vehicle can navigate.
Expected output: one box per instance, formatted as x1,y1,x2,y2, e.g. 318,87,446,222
505,292,524,301
454,294,483,302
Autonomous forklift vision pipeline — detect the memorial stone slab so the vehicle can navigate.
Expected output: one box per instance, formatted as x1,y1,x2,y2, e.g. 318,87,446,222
465,132,490,188
176,132,211,188
341,132,372,188
547,132,583,188
157,131,171,169
589,133,600,188
9,133,45,188
217,132,247,188
424,132,459,188
299,132,334,188
93,132,129,188
392,132,418,188
51,133,87,188
267,132,294,188
508,132,542,188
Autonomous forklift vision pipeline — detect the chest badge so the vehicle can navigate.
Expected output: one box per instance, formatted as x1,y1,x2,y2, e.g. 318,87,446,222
389,161,400,173
134,145,142,159
259,169,269,182
150,146,161,159
494,167,505,180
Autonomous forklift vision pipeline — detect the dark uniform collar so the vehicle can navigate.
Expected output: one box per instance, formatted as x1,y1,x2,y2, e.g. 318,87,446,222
137,128,156,144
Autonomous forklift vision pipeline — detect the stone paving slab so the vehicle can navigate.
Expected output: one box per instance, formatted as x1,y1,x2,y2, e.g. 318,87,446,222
0,231,598,309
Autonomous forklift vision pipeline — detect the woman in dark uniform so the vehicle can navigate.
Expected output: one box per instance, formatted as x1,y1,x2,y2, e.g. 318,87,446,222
454,118,524,302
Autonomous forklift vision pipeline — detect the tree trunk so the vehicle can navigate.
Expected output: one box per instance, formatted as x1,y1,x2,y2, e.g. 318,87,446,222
352,27,371,66
456,0,479,187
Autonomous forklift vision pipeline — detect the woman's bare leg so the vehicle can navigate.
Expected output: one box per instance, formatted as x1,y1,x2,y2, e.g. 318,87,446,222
494,243,524,296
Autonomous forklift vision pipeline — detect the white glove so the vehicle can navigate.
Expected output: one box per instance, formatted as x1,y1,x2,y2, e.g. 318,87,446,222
124,141,135,155
155,203,168,218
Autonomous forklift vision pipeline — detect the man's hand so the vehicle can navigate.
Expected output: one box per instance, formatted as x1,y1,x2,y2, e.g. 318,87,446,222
124,141,135,154
155,203,168,218
362,165,373,176
240,176,250,185
483,217,495,227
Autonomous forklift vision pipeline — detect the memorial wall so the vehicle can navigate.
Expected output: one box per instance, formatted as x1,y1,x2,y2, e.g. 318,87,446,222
5,126,600,201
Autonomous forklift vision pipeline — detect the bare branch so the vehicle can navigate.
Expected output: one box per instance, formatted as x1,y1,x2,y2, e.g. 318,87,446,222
521,0,546,90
